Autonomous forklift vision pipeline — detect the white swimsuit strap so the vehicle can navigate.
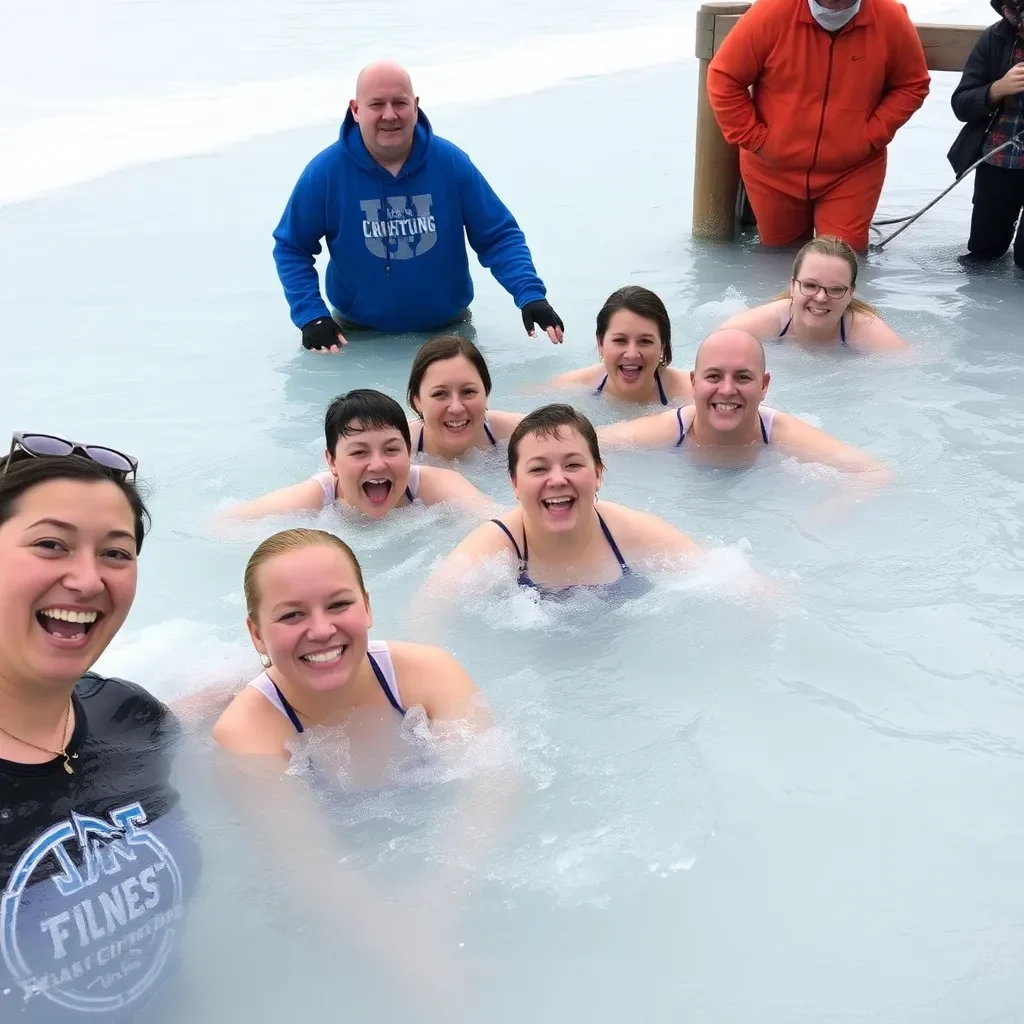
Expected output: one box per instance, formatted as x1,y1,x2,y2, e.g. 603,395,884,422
367,640,403,710
311,470,336,508
247,671,291,721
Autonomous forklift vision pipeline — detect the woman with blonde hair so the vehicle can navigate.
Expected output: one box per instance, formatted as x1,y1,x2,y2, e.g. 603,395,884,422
720,236,909,351
212,528,485,759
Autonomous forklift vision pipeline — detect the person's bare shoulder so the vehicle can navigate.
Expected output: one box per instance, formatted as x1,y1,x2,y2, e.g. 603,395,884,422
211,686,293,758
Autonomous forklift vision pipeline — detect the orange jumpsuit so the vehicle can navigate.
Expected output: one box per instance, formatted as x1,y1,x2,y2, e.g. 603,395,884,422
706,0,930,251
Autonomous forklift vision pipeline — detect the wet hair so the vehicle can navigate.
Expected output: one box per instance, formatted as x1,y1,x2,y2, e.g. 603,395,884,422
243,528,366,620
324,389,411,453
595,286,673,365
774,235,879,317
407,335,492,417
507,404,603,476
0,454,150,552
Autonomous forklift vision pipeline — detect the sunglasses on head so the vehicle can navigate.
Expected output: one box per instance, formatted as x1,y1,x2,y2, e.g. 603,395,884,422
5,432,138,481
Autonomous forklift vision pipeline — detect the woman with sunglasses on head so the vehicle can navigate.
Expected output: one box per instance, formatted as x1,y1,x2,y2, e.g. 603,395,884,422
0,434,199,1024
719,236,909,351
545,286,693,406
407,335,523,460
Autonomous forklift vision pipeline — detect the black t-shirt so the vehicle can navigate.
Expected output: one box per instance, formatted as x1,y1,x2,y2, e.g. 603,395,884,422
0,673,200,1022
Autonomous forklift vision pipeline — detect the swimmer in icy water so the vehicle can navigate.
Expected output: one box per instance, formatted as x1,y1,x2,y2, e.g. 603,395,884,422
407,335,523,459
420,404,702,599
597,329,892,485
224,389,498,521
718,236,909,351
211,528,487,759
0,435,199,1023
545,286,693,406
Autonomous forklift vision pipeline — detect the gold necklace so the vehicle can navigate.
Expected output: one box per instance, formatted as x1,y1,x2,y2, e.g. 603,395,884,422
0,699,78,774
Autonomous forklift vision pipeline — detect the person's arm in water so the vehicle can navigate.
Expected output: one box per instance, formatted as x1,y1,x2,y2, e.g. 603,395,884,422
219,477,326,522
389,642,490,728
417,465,504,517
865,7,931,151
454,148,564,344
852,312,911,352
771,413,893,490
272,154,347,352
407,522,512,638
543,365,601,389
718,302,785,339
484,409,525,439
596,408,681,448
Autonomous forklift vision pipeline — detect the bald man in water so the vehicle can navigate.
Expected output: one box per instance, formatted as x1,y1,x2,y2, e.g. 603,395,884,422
273,60,563,352
597,328,891,485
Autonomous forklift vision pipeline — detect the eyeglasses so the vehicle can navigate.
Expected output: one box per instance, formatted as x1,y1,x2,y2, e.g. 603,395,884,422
794,278,850,300
4,432,138,481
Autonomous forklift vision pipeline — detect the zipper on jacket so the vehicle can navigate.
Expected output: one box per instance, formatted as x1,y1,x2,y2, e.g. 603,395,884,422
806,35,837,201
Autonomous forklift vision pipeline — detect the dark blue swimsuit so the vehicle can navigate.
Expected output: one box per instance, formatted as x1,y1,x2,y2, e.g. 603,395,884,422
596,368,669,405
268,651,405,734
490,512,637,597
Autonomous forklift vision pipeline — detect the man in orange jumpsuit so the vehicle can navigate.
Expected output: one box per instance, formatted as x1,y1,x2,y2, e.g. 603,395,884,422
707,0,931,252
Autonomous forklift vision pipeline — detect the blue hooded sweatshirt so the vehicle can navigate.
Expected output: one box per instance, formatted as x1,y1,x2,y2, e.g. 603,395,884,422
272,109,548,333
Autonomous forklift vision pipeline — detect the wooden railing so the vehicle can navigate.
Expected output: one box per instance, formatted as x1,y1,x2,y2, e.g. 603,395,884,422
691,2,987,240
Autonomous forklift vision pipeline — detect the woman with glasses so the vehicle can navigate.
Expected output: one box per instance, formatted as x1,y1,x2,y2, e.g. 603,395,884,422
719,236,909,351
0,433,199,1024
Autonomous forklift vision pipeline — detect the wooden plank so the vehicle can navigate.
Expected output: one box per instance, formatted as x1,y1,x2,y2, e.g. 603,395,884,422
702,9,984,73
695,2,752,59
916,23,983,73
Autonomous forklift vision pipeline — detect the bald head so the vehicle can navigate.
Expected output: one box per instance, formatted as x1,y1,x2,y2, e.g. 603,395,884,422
694,328,766,376
350,61,419,168
355,61,414,101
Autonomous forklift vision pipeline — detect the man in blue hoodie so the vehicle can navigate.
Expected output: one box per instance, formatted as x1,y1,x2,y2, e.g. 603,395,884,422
273,60,564,353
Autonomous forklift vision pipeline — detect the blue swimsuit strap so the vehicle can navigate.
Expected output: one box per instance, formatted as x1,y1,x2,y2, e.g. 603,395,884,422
368,651,404,714
490,514,627,583
595,511,629,572
675,407,768,445
272,682,305,734
491,518,527,568
597,372,669,406
274,653,403,734
655,369,668,406
781,312,847,346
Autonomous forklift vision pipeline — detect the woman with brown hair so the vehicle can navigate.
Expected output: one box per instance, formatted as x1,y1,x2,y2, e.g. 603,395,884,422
406,335,522,460
720,236,909,351
546,286,693,406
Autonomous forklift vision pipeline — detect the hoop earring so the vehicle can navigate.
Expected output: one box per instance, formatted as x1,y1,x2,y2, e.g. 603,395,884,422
259,653,271,669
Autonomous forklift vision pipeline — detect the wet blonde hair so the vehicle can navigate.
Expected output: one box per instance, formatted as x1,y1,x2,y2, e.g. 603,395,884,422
243,528,366,619
774,235,879,318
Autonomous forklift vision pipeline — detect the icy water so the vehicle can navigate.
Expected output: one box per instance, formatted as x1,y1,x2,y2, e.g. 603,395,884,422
2,0,1023,1020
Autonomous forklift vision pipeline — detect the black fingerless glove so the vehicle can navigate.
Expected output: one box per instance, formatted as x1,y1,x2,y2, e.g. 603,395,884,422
521,300,564,333
301,317,339,350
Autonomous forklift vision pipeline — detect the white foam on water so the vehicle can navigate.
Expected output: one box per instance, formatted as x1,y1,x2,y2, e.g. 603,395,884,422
1,16,692,209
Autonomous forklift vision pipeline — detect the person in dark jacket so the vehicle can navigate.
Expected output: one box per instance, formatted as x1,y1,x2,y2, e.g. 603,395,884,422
949,0,1024,268
273,60,564,352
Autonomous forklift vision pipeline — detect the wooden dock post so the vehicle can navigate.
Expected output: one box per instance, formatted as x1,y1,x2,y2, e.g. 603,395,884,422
690,3,987,242
692,1,751,241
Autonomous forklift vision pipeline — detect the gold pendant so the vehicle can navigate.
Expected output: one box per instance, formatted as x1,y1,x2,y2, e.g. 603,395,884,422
63,756,74,775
